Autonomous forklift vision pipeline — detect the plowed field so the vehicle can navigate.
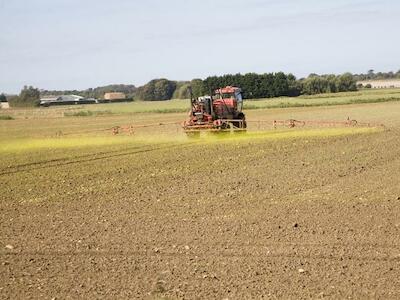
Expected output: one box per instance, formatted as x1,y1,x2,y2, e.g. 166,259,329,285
1,101,400,299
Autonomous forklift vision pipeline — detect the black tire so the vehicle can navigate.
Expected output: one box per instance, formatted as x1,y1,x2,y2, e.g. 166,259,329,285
233,113,247,129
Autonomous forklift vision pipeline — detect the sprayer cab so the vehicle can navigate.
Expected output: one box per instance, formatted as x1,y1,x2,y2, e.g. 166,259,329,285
213,86,244,119
214,86,243,112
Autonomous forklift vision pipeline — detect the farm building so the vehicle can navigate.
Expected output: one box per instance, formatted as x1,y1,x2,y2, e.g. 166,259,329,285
40,95,83,103
40,95,96,106
59,95,84,102
40,96,60,102
104,92,126,101
357,80,400,88
0,94,9,108
0,102,9,109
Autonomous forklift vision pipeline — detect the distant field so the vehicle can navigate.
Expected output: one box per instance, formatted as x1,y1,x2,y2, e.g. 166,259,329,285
1,88,400,118
1,88,399,140
358,79,400,88
1,98,399,141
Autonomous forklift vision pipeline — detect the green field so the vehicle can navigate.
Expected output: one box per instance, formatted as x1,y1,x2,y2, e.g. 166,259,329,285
1,88,400,119
0,89,399,142
0,88,398,149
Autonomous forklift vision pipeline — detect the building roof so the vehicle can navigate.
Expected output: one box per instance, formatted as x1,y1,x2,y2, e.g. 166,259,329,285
40,94,84,103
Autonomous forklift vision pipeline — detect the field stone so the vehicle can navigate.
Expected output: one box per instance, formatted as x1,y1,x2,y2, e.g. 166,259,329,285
298,268,306,273
5,245,14,250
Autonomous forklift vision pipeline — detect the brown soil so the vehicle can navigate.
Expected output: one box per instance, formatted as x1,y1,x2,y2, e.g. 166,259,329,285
1,129,400,299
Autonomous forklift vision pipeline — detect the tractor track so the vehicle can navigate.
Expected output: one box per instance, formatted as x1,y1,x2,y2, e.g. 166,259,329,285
0,141,198,176
1,249,399,263
2,144,149,170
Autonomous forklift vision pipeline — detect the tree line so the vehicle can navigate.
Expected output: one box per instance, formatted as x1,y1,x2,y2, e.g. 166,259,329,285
199,73,301,98
5,70,397,107
138,72,357,100
301,73,357,95
353,70,400,81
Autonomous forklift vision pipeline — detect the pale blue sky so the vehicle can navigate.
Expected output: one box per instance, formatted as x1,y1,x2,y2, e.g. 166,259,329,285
0,0,399,93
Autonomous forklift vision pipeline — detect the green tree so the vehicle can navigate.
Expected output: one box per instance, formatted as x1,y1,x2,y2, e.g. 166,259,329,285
190,79,204,98
336,73,357,92
8,86,41,107
20,86,40,102
173,79,205,99
326,74,337,93
367,69,375,80
136,79,177,101
302,76,329,95
172,82,191,99
287,74,302,96
0,93,6,102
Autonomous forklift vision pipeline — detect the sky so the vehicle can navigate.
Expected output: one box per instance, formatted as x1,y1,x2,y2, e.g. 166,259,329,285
0,0,399,93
